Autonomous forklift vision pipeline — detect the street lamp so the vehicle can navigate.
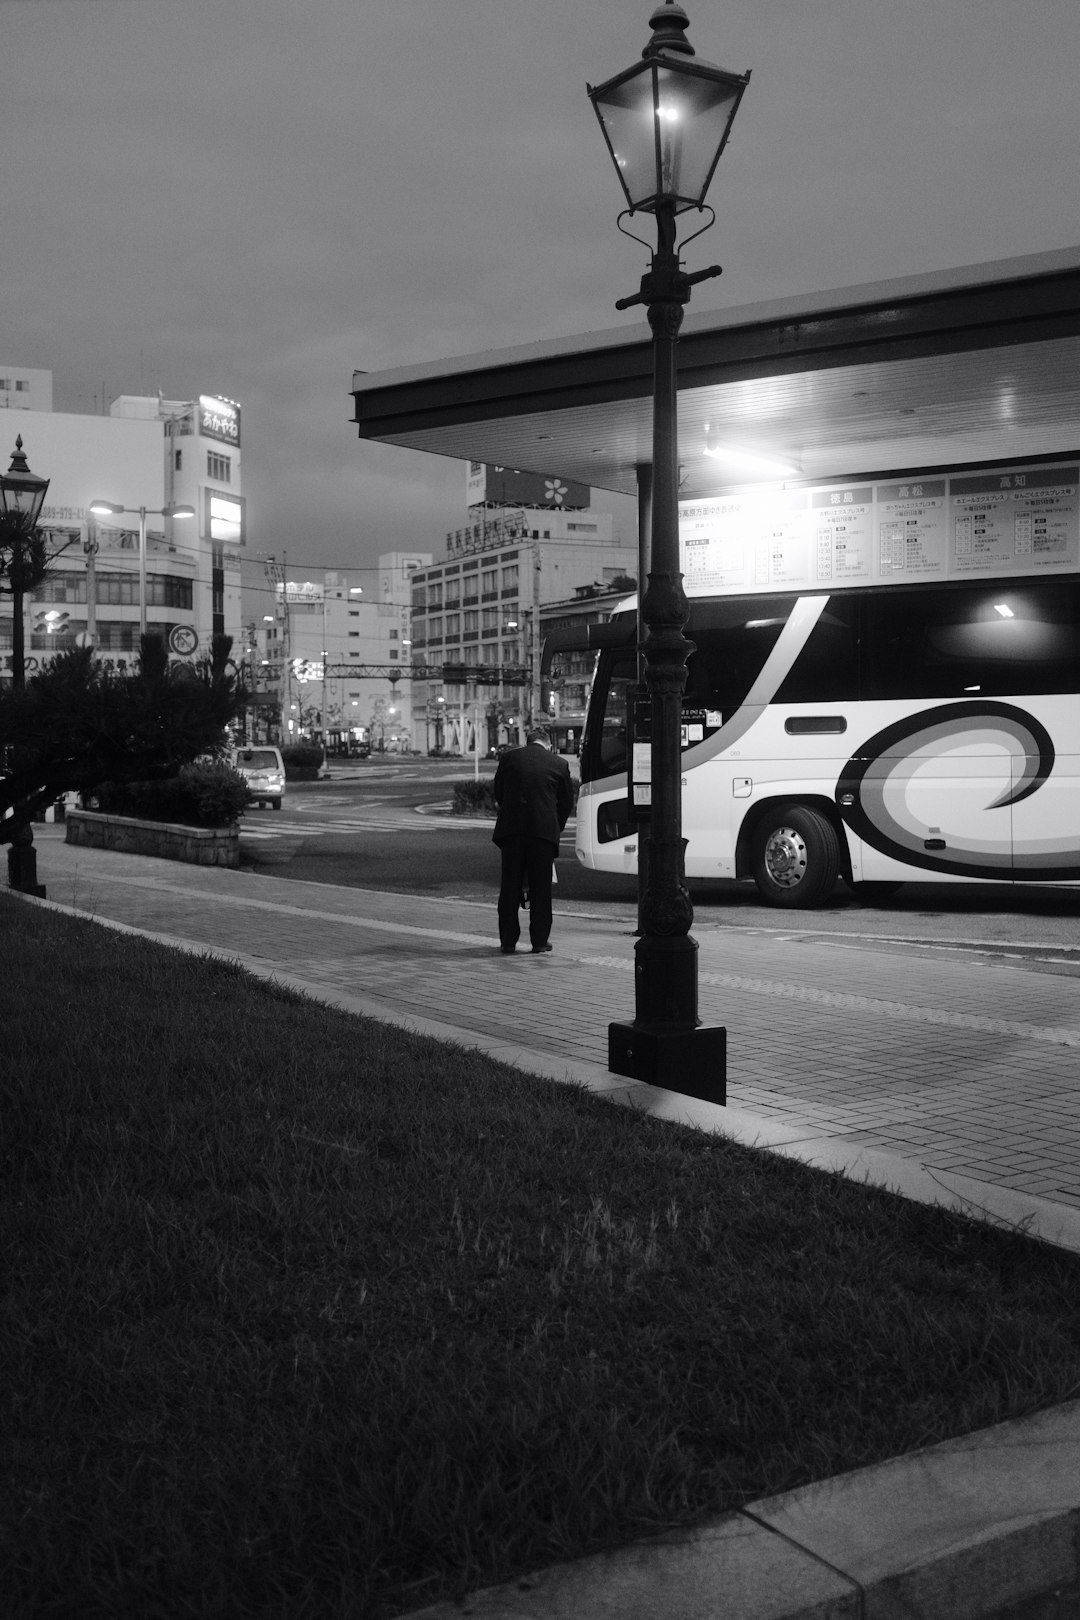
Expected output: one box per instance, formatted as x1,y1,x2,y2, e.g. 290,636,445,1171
1,436,51,694
87,499,196,640
589,1,749,1103
1,436,50,897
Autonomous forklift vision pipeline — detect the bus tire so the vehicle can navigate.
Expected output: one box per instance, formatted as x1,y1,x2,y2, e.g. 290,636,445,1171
751,805,840,908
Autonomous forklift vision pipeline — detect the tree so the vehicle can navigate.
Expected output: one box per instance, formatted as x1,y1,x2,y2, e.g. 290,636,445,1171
0,634,246,844
0,508,77,694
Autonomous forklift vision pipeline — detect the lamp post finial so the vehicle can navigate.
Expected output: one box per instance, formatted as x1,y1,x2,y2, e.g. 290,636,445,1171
644,1,694,58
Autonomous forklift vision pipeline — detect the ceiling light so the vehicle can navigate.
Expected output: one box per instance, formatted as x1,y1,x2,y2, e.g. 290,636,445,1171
702,440,800,478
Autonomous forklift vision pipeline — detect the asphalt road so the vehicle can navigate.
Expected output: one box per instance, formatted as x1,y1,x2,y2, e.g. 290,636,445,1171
238,761,1080,976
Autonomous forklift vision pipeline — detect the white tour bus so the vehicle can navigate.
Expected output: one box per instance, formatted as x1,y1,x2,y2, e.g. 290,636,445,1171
573,457,1080,908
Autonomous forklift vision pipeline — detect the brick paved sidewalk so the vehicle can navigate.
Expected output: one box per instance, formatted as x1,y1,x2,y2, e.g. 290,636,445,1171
27,828,1080,1254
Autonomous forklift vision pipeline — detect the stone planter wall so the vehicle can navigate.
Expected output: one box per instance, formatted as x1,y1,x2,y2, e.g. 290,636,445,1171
66,809,240,869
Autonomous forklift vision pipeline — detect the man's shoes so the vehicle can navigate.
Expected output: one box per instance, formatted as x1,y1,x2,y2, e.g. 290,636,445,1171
500,945,517,954
531,942,553,954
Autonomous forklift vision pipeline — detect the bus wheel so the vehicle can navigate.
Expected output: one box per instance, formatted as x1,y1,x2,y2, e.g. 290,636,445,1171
752,806,840,908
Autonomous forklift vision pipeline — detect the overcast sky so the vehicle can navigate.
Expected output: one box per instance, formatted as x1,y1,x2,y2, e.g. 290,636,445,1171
4,0,1080,590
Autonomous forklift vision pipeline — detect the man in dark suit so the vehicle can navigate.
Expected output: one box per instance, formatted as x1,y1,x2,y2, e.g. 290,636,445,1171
492,726,574,954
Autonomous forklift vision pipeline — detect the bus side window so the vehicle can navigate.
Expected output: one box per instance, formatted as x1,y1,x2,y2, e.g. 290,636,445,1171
862,583,1080,699
774,599,859,704
685,595,797,719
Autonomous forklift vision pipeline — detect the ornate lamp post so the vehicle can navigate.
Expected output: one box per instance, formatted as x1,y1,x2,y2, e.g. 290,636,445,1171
1,436,51,896
589,1,749,1101
87,499,195,640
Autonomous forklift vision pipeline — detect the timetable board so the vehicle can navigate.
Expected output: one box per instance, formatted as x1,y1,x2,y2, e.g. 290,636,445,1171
679,459,1079,595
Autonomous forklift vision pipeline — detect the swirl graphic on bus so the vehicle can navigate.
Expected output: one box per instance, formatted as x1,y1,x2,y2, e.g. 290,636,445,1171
834,701,1080,881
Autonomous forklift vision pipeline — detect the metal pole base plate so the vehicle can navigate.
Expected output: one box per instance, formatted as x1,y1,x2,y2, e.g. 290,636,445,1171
608,1021,726,1104
7,845,46,899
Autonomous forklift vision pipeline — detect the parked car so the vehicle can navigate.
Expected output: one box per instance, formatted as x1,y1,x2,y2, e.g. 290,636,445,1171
230,745,286,809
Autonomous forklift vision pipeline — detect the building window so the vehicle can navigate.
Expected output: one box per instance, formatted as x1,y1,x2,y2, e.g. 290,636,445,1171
501,565,518,590
207,452,231,483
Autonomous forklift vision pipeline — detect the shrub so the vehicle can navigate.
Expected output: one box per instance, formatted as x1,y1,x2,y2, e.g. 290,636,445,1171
281,742,323,781
452,780,497,815
91,762,250,827
281,743,322,768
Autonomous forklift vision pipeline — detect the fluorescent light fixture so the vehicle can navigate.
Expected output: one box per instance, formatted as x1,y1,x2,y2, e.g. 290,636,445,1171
994,603,1015,618
701,427,799,479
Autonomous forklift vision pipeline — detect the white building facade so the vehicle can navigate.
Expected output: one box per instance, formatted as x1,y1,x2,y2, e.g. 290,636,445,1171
0,373,244,682
255,551,430,751
409,472,635,754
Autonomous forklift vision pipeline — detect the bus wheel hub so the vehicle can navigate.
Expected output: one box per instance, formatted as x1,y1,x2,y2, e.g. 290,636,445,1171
765,827,807,887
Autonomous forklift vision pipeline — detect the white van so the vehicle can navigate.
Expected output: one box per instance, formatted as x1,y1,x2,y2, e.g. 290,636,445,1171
231,746,286,810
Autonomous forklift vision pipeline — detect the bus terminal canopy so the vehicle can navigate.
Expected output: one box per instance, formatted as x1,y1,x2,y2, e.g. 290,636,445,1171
351,246,1080,499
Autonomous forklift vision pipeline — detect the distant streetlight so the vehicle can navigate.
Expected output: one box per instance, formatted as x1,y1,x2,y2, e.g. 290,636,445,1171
87,499,196,639
1,436,50,695
1,436,51,897
589,1,749,1102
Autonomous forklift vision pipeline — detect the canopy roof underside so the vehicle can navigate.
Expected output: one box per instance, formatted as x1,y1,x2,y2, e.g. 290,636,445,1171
352,247,1080,497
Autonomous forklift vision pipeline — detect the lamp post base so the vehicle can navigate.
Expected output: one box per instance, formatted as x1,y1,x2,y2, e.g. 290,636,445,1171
8,841,46,898
608,1020,726,1104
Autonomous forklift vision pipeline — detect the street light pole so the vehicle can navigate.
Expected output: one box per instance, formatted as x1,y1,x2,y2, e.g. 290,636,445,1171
1,436,51,897
88,498,196,643
589,1,749,1102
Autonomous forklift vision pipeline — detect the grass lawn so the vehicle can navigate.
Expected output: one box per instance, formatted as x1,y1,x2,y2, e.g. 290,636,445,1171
4,894,1080,1619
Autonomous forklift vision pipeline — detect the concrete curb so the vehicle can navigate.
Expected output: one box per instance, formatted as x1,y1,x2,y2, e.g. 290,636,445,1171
403,1399,1080,1619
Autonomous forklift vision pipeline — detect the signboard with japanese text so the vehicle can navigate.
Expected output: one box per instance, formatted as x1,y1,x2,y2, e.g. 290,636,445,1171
199,394,241,448
680,459,1079,594
277,581,324,606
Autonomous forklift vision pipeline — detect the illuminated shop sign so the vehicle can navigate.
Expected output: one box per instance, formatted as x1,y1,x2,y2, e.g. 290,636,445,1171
199,394,241,448
205,487,245,546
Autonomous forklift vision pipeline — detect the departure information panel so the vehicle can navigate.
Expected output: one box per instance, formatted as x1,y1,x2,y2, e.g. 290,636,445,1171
680,459,1079,595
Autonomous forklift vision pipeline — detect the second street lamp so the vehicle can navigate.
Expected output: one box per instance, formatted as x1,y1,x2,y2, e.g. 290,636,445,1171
87,500,196,640
588,1,750,1103
1,435,51,898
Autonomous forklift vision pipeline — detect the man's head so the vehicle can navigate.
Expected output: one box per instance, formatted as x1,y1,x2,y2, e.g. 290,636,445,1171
525,726,552,749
